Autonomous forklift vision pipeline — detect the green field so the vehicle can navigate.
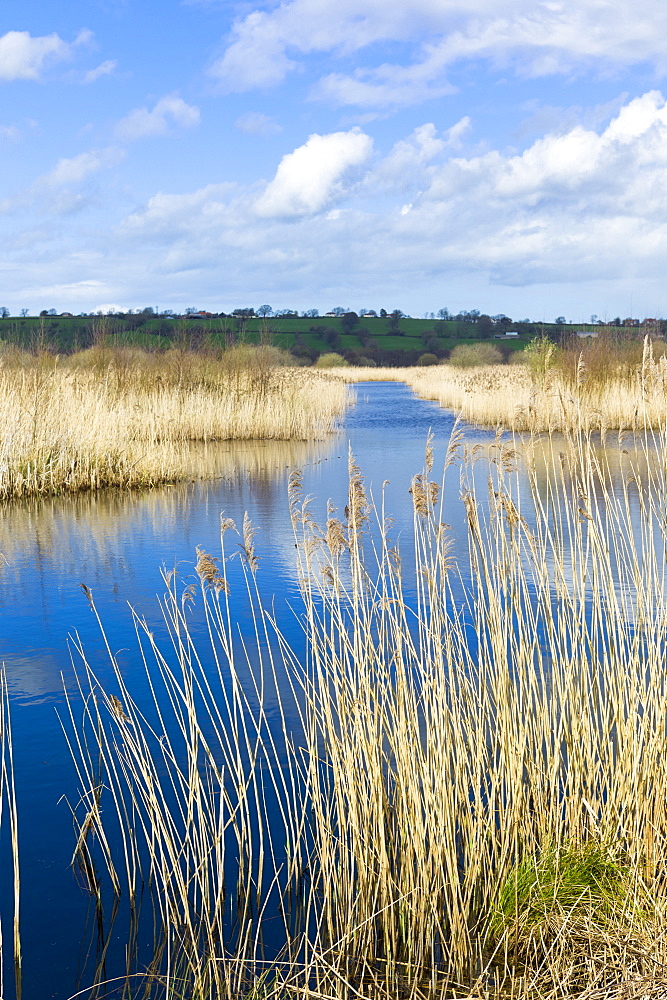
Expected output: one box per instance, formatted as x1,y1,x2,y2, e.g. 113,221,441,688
0,311,592,365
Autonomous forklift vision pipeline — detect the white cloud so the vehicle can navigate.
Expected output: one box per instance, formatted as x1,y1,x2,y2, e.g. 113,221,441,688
0,29,90,82
115,95,200,142
207,0,667,107
42,148,124,188
109,91,667,297
8,91,667,317
92,302,127,313
120,184,236,241
83,60,117,84
235,111,282,136
255,128,373,217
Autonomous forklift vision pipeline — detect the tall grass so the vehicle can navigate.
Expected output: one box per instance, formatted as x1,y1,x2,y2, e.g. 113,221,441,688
63,423,667,999
0,345,349,499
329,336,667,432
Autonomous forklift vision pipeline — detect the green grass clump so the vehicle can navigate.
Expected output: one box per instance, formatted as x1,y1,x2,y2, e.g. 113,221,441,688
490,841,631,940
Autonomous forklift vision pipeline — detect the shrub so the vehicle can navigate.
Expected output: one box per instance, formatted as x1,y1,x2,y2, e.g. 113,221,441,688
314,352,347,368
416,352,438,366
522,335,558,377
449,343,502,368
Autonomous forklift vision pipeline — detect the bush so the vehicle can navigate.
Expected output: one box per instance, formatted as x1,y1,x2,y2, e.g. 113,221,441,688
314,352,347,368
522,335,558,377
416,352,438,366
449,343,502,368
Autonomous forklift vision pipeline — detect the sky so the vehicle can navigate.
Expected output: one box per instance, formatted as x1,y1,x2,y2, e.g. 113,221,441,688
2,1,667,321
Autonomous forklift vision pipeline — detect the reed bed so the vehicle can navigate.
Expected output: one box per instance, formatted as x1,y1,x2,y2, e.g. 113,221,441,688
63,422,667,1000
331,338,667,432
0,346,349,499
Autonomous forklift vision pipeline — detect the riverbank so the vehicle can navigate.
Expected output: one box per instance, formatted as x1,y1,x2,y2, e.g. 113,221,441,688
330,345,667,432
0,346,349,499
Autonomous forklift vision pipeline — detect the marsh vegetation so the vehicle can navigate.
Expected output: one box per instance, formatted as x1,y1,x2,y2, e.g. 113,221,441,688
53,419,667,1000
331,334,667,433
3,353,667,999
0,344,348,499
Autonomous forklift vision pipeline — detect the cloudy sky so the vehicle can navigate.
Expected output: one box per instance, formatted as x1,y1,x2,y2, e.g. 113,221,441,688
2,0,667,320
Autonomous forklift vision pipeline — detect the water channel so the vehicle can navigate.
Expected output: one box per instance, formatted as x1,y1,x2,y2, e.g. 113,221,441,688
0,379,654,999
0,381,491,1000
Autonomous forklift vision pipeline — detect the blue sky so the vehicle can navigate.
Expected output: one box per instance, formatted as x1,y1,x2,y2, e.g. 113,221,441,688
2,0,667,320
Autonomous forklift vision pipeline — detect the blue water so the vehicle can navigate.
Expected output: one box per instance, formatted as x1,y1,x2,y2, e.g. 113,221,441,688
1,381,494,1000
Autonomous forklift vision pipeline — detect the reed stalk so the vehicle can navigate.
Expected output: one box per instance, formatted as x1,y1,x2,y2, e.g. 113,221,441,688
0,667,21,1000
61,422,667,999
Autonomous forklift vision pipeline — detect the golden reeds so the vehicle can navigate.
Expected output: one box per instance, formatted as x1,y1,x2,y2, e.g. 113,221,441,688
61,423,667,999
0,347,349,500
329,337,667,432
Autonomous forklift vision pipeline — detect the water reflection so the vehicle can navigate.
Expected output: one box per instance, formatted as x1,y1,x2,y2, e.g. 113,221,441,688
8,382,667,1000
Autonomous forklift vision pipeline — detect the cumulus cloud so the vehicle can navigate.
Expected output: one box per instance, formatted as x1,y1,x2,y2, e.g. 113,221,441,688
255,128,373,217
208,0,667,107
0,29,90,82
83,60,117,84
0,147,126,218
115,95,200,142
8,91,667,316
42,148,124,188
109,91,667,299
120,184,236,241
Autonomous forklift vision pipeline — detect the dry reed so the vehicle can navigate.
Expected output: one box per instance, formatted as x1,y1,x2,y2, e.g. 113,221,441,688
0,347,349,500
61,421,667,1000
330,338,667,432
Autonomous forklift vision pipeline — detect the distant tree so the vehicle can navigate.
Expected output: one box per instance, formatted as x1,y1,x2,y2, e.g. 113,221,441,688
422,335,442,354
555,316,566,325
20,308,29,317
323,328,341,350
257,304,273,317
417,352,439,366
330,306,346,316
290,341,318,363
185,307,198,315
437,308,450,320
341,311,359,333
0,307,8,319
379,308,388,318
303,308,319,318
387,310,403,334
142,307,155,315
590,314,598,324
476,314,495,339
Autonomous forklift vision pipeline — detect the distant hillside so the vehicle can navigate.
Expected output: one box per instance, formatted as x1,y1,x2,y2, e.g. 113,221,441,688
0,312,654,366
